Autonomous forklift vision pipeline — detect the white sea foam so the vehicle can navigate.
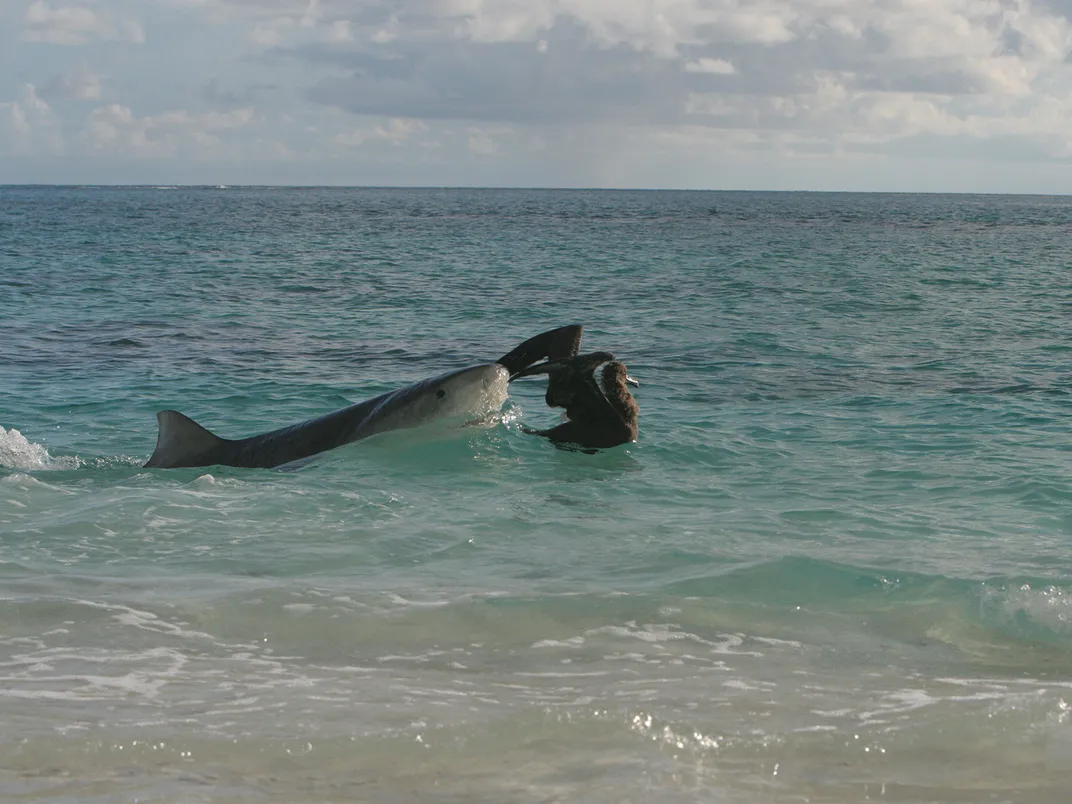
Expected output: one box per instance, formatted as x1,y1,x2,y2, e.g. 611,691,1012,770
0,426,79,471
981,582,1072,637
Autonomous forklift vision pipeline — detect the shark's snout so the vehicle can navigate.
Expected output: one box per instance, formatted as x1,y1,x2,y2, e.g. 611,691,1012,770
483,363,509,391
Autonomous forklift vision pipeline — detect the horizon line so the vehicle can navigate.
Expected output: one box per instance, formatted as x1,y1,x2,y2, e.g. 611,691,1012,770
2,184,1070,198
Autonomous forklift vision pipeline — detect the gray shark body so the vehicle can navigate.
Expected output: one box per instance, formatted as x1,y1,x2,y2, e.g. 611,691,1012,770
144,362,509,470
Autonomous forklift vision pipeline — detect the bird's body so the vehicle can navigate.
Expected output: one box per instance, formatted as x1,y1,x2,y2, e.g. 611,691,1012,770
514,353,639,450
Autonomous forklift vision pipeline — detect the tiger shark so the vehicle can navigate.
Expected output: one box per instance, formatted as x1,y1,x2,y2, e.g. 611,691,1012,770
143,325,585,470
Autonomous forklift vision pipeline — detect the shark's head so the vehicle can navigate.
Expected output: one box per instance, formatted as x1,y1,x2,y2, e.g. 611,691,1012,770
426,362,510,418
370,362,510,434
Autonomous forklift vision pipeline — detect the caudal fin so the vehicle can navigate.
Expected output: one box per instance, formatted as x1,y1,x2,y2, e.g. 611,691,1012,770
144,410,227,469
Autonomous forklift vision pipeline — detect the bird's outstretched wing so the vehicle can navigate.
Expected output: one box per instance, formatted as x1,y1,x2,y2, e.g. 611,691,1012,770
496,325,583,377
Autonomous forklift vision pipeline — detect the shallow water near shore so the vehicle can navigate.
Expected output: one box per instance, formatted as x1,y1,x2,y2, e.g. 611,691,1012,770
2,186,1072,802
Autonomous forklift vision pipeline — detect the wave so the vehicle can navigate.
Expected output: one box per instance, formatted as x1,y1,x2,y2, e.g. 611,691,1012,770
660,555,1072,647
0,426,80,471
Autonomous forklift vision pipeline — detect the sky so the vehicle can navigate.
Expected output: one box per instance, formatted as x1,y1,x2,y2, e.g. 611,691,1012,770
2,0,1072,192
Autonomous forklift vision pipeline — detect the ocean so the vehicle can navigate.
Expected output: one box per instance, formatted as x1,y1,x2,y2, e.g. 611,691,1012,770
1,186,1071,802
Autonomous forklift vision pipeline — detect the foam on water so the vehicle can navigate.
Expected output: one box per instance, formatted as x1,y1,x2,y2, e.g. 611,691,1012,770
0,582,1069,801
0,426,80,471
980,581,1072,641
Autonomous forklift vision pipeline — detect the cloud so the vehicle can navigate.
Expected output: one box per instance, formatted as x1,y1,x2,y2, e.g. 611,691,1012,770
23,1,145,45
298,16,691,125
84,104,256,157
250,24,284,46
7,0,1072,187
685,58,736,75
243,0,1072,161
466,128,498,155
40,68,104,100
333,116,426,147
201,78,278,108
0,84,63,154
327,19,353,41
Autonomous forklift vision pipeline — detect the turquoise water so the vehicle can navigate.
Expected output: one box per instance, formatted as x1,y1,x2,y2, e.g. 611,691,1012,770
2,186,1071,801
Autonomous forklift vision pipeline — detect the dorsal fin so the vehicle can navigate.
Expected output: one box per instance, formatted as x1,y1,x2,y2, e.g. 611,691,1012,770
144,410,227,469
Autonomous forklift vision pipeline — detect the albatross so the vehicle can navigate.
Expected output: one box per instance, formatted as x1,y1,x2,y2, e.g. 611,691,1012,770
512,351,640,450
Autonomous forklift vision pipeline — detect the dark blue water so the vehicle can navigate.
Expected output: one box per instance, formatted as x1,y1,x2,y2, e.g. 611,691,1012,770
2,187,1071,802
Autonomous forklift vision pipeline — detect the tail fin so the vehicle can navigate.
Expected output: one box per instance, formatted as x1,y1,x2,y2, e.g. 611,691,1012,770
144,410,227,469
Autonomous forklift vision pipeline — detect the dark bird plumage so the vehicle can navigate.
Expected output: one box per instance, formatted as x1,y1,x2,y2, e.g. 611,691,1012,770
513,351,639,450
495,324,583,377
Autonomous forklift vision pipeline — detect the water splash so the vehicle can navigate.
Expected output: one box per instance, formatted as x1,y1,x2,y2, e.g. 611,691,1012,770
0,426,80,471
980,582,1072,641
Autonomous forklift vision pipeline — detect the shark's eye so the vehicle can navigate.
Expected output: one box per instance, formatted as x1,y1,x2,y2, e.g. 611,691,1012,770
436,389,446,399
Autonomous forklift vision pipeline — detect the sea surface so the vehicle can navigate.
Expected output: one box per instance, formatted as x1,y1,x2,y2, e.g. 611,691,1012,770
2,186,1071,802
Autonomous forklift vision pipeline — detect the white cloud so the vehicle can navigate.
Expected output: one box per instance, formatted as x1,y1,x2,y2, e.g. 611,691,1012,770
467,129,497,155
42,68,104,100
84,104,256,157
0,84,63,154
299,0,321,28
685,57,736,75
278,0,1072,159
334,116,427,147
23,1,145,45
328,19,353,41
244,1,339,47
250,23,284,46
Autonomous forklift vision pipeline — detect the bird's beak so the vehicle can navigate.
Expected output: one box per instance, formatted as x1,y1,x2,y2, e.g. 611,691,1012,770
626,375,640,388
